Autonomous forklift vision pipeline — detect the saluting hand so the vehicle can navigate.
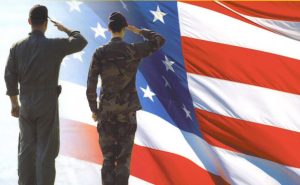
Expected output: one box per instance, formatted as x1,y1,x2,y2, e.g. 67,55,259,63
127,25,141,34
50,19,71,34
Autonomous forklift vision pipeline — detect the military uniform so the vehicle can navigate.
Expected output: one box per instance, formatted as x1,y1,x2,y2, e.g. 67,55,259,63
86,29,165,185
4,30,87,185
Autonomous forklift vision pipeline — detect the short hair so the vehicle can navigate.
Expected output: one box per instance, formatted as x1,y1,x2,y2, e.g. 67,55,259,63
108,12,128,33
29,5,48,26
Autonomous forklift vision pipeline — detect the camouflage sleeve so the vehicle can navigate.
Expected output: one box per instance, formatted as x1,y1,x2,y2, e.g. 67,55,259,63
54,31,88,57
4,46,19,96
131,29,165,59
86,50,102,113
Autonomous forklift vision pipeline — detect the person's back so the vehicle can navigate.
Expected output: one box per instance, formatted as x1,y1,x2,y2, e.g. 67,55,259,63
86,12,165,185
4,5,87,185
15,30,85,93
12,30,87,115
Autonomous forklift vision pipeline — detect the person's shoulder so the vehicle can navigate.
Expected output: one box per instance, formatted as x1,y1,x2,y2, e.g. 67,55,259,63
94,44,108,56
11,36,30,49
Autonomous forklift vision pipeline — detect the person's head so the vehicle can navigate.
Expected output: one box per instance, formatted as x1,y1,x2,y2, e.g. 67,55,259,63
108,12,128,38
28,5,48,32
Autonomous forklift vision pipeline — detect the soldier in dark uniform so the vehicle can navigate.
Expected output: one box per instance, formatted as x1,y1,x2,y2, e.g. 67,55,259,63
86,12,165,185
4,5,87,185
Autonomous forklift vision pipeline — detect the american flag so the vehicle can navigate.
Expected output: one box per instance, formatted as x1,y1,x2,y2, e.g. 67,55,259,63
1,1,300,185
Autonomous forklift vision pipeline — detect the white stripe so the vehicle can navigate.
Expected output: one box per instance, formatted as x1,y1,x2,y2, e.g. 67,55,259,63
59,80,96,126
135,110,219,174
245,16,300,41
216,1,300,41
58,80,216,174
56,155,153,185
177,2,300,60
54,81,300,184
187,73,300,132
135,110,300,185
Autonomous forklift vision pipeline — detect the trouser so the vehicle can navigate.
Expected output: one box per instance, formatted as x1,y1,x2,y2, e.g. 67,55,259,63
18,89,60,185
97,111,137,185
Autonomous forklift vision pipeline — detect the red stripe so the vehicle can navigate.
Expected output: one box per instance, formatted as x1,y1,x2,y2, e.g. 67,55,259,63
182,36,300,95
223,2,300,21
132,145,229,185
60,118,102,164
181,1,269,31
60,119,228,184
183,1,300,22
195,109,300,168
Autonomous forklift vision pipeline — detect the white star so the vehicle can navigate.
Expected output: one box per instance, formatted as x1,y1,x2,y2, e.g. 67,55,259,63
182,104,192,120
162,76,171,88
67,1,83,12
73,51,85,62
91,22,108,39
162,56,175,72
140,85,156,102
150,5,167,24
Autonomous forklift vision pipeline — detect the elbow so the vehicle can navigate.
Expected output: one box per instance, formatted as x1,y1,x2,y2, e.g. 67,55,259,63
83,37,88,48
160,36,166,48
156,35,166,49
79,37,88,51
73,36,88,53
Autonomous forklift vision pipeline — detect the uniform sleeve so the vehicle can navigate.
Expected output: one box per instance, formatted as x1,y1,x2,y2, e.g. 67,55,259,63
55,31,88,57
131,29,165,59
86,50,102,113
4,46,19,96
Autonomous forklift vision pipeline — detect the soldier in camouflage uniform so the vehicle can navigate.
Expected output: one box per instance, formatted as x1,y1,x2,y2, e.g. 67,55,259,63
86,12,165,185
4,5,87,185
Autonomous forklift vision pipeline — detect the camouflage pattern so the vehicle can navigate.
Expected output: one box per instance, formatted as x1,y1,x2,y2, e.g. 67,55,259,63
97,111,137,185
4,30,87,185
86,29,165,185
86,29,165,115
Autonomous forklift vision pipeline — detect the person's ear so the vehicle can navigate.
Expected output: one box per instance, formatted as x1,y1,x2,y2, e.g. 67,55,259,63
28,18,32,25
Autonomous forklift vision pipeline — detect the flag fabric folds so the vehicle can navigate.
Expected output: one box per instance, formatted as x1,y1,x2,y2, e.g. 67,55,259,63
3,1,300,185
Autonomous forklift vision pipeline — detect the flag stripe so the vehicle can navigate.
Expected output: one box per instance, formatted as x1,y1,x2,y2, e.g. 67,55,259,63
184,1,300,22
135,110,215,173
135,111,300,185
196,109,300,168
132,145,229,185
187,73,300,133
212,147,300,185
213,1,300,41
59,98,300,185
243,15,300,41
221,2,300,21
181,1,268,31
59,81,229,183
178,2,300,61
60,118,102,164
182,36,300,95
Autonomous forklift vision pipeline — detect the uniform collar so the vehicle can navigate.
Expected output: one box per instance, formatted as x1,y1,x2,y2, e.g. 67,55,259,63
111,37,123,42
29,30,45,37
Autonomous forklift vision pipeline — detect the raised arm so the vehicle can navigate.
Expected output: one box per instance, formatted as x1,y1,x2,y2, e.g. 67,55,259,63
51,20,88,56
127,25,165,59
